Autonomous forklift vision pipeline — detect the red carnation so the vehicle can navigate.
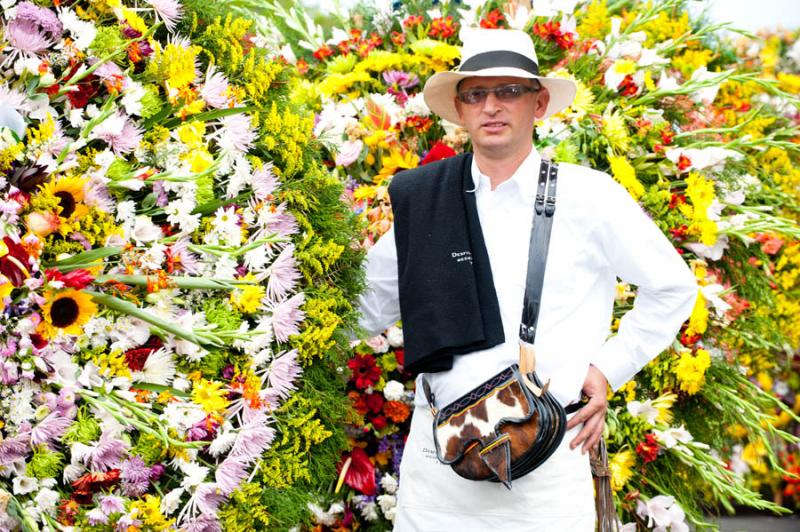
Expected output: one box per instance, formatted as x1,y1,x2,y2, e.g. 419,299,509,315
124,335,164,371
421,142,457,165
347,354,382,390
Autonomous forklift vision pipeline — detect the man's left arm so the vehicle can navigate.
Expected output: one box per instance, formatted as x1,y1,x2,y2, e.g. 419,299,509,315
568,175,699,452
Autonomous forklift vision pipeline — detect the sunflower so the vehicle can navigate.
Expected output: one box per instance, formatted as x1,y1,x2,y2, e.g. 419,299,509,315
38,289,97,339
39,176,89,219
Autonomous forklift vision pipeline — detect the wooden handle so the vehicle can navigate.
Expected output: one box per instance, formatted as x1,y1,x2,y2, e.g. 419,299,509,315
519,343,545,397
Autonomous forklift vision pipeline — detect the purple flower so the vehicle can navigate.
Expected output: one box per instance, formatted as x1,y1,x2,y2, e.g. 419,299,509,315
100,494,125,515
268,349,302,400
200,67,231,110
166,239,201,275
147,0,184,32
229,413,275,461
266,244,300,302
86,508,109,526
0,432,31,465
183,513,222,532
195,483,227,514
76,432,129,471
383,71,419,90
152,181,169,207
0,359,19,385
264,203,299,239
251,164,278,200
91,111,143,155
30,413,72,447
215,456,249,495
270,292,305,343
120,456,151,497
6,2,63,54
150,462,165,481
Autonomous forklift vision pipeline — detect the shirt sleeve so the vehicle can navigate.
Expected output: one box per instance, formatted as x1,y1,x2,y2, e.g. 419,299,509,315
590,176,699,391
357,226,402,336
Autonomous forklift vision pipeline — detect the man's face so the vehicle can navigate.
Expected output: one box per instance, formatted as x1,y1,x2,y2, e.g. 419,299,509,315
454,76,550,159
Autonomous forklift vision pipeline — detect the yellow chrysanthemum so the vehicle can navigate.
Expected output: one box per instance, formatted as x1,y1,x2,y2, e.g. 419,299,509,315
674,348,711,395
685,172,715,213
601,110,630,153
38,289,98,339
185,149,214,174
177,121,207,149
39,176,90,220
777,72,800,95
157,43,200,91
130,495,174,529
230,274,265,314
550,70,594,120
121,7,148,35
374,149,419,184
608,155,644,199
685,290,708,337
192,379,230,414
353,185,378,202
609,450,635,492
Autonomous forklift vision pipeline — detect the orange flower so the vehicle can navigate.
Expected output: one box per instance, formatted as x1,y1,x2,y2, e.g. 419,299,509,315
383,400,410,423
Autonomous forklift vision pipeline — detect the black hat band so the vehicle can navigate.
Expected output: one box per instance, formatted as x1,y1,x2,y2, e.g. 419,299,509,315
458,51,540,76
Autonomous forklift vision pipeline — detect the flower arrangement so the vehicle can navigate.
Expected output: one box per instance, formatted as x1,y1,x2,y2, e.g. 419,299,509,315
264,0,800,529
0,0,363,530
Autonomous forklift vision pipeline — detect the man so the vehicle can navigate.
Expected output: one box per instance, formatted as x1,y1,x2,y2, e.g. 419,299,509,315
358,28,697,531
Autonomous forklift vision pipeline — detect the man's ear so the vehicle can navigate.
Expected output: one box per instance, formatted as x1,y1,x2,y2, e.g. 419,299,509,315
534,87,551,120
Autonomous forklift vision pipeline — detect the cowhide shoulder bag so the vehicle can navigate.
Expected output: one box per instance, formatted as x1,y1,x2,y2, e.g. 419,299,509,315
421,160,582,489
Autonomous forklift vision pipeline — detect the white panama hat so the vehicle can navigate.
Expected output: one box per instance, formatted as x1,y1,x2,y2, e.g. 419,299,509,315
423,28,577,124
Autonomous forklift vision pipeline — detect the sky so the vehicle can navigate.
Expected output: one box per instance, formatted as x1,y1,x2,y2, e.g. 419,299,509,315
302,0,800,31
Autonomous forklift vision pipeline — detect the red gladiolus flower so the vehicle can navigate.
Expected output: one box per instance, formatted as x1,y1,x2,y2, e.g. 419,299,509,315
347,354,382,390
403,15,423,28
421,142,457,165
313,44,335,61
429,16,457,39
677,153,692,172
338,447,376,495
45,268,95,290
618,75,639,96
636,433,660,464
532,21,575,49
391,31,406,47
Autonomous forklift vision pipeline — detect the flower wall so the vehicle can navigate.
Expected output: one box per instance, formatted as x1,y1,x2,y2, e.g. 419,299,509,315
0,0,363,530
263,0,800,529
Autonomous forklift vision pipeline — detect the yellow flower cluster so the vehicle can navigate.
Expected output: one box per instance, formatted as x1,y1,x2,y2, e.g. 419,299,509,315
130,494,174,529
671,49,714,78
641,9,692,47
608,155,644,199
576,0,610,40
684,291,708,338
149,43,201,93
601,109,630,153
683,172,718,246
92,349,132,380
230,273,266,314
674,348,712,395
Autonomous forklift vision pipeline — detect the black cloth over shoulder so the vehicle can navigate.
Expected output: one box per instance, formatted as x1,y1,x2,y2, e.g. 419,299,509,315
388,153,505,375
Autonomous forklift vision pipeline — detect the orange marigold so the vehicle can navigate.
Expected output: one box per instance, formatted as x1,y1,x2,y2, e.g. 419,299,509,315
383,400,411,423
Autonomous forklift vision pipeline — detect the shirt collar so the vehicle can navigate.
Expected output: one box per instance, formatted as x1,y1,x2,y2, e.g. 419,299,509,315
470,147,542,201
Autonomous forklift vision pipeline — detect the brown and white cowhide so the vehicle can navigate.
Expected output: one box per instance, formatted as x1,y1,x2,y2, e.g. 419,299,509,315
436,381,540,481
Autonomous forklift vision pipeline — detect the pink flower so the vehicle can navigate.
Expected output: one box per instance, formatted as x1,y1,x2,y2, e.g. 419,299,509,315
183,513,222,532
268,349,302,400
91,111,142,155
263,203,299,239
215,114,255,155
74,432,129,471
147,0,183,32
195,483,226,514
30,413,72,446
200,67,231,109
229,412,275,461
215,456,249,495
270,292,305,343
6,2,63,54
251,163,278,200
0,432,31,465
335,140,364,167
266,244,300,301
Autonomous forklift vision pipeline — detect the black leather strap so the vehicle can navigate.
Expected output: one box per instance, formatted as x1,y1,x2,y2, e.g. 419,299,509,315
519,161,558,344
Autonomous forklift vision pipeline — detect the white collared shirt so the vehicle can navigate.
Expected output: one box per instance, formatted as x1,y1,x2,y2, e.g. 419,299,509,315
359,149,697,407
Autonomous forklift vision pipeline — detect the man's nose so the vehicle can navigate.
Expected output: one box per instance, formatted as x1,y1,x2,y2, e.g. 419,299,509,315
481,91,501,113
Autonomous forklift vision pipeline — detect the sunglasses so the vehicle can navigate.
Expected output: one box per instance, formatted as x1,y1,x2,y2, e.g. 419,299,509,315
456,83,541,105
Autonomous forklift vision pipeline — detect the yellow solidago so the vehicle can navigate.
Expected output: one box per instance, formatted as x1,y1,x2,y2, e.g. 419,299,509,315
672,49,714,78
601,109,630,153
608,155,644,199
577,0,610,40
674,348,711,395
0,141,23,173
230,273,265,314
26,114,56,148
641,10,691,47
684,290,708,337
609,450,635,491
759,36,781,73
192,379,230,414
130,494,174,529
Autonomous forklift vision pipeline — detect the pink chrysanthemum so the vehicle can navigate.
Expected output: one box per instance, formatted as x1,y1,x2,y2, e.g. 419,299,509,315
120,456,152,497
6,2,63,54
268,349,302,400
251,163,278,200
215,456,249,495
200,66,231,109
266,244,300,301
147,0,184,32
215,114,256,155
270,292,305,343
74,432,129,471
92,111,143,155
229,413,275,461
30,413,72,446
264,203,299,239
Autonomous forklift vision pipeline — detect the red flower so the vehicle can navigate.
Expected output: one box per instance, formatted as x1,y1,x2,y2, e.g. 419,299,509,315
677,153,692,172
313,44,335,61
371,415,388,431
403,15,424,28
364,392,385,414
391,31,406,47
668,194,686,210
421,142,457,165
384,400,411,423
296,58,309,76
124,335,164,371
636,433,660,464
394,349,405,368
660,129,675,145
45,268,95,290
71,469,121,503
429,16,458,39
348,354,382,390
754,233,784,255
618,75,639,96
480,9,505,29
0,236,31,287
338,447,376,495
532,21,575,49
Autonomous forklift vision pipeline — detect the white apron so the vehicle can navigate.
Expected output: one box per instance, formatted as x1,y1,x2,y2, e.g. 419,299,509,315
393,405,596,532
